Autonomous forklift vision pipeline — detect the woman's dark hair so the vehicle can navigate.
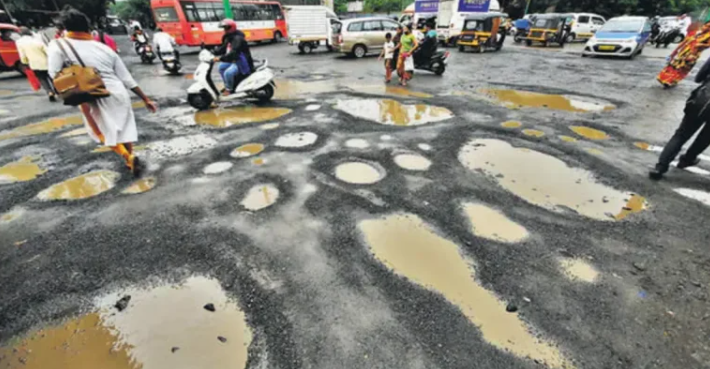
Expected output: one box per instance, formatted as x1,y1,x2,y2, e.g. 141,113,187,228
58,6,90,33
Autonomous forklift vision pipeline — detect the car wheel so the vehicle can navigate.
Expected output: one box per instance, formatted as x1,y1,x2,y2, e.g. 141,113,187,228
353,44,367,58
566,33,575,43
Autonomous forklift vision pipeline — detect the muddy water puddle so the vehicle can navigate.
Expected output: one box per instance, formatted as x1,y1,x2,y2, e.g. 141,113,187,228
393,154,431,171
463,203,529,243
275,132,318,148
559,135,578,143
194,107,292,128
558,258,599,283
569,126,609,140
122,177,157,195
350,85,433,98
481,88,615,112
241,184,279,210
0,157,46,184
458,139,647,221
273,79,338,100
335,99,453,126
37,170,119,201
501,121,522,128
359,213,569,368
231,143,265,158
522,129,545,137
0,115,83,141
335,162,384,184
0,208,24,224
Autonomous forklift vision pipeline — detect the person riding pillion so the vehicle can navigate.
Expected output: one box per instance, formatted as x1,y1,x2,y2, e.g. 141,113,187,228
213,19,254,96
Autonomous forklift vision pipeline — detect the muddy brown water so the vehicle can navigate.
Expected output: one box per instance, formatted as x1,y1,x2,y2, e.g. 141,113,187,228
462,203,529,243
37,171,120,201
122,177,157,195
349,85,433,98
481,88,615,113
500,121,522,128
522,129,545,137
458,139,647,221
569,126,609,140
194,107,292,128
0,157,46,184
359,213,571,368
558,258,599,283
231,143,265,158
559,135,578,143
335,99,453,127
0,116,83,142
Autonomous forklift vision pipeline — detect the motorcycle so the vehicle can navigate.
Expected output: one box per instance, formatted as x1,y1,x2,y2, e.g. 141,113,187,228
187,49,276,110
655,25,683,48
413,50,450,76
513,27,528,43
134,34,156,64
159,50,181,75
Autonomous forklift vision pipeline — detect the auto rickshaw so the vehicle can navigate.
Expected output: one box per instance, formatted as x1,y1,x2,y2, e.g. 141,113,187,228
524,13,573,47
457,13,508,53
0,23,21,75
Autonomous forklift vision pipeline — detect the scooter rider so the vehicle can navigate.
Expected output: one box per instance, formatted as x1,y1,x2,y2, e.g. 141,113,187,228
213,19,254,96
131,26,149,54
414,21,437,65
153,27,178,61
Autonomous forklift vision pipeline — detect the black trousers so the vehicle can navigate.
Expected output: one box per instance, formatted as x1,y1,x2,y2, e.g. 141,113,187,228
656,87,710,170
33,70,55,95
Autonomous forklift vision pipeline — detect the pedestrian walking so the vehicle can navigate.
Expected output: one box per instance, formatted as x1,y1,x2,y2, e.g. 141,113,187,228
650,56,710,180
47,7,158,176
391,26,403,78
397,24,418,86
378,32,395,83
15,27,57,101
92,29,118,53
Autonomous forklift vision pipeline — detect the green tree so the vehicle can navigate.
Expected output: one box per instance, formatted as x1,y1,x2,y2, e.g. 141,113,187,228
334,0,348,13
364,0,402,13
110,0,153,28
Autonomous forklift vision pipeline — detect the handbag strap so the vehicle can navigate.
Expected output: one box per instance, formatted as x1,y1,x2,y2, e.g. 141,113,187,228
56,39,86,68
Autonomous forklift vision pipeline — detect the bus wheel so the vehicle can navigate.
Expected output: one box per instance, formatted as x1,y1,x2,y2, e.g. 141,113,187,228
273,31,283,43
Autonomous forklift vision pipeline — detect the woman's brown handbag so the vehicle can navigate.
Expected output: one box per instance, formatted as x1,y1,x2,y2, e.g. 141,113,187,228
53,39,110,106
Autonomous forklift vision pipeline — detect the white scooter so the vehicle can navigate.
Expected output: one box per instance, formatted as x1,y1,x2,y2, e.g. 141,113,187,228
187,49,275,110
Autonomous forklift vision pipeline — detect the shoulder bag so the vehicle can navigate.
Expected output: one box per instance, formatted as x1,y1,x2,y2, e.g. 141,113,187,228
52,39,110,106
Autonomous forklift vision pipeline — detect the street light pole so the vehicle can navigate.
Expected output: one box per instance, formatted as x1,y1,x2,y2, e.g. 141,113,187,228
222,0,233,19
524,0,531,15
0,0,14,22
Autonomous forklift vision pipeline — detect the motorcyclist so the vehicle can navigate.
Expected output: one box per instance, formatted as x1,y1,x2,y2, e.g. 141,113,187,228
153,27,178,61
651,16,661,43
131,26,149,54
213,19,254,96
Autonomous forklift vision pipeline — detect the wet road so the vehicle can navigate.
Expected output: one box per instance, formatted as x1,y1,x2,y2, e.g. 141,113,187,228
1,36,710,369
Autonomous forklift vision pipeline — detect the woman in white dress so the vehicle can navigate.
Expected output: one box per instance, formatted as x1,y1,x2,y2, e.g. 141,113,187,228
47,7,157,175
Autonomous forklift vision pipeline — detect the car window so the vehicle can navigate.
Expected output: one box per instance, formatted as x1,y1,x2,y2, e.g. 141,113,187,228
348,22,363,32
592,17,605,25
382,21,399,31
464,21,478,30
363,20,383,31
578,15,590,23
643,21,652,32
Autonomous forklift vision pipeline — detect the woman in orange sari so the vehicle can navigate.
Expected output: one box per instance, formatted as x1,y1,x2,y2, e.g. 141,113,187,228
657,21,710,88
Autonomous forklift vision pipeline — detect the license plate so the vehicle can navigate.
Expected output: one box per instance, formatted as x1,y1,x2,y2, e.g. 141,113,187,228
599,45,615,51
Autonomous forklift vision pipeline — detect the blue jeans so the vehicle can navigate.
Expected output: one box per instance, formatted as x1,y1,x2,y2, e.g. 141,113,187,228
218,62,239,91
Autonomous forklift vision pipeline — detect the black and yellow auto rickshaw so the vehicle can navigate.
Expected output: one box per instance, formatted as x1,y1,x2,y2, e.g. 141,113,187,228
524,13,572,47
457,13,508,53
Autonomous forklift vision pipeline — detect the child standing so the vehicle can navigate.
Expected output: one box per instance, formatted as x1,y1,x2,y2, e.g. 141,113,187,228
378,33,395,83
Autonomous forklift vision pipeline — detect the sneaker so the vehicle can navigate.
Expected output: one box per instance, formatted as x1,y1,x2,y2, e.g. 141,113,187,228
677,155,700,169
49,95,57,102
649,169,664,180
132,156,146,178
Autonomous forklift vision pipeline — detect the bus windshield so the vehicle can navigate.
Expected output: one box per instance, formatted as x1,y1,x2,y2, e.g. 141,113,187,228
600,19,643,33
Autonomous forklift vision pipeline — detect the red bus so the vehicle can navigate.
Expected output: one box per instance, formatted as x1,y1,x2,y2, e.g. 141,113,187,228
151,0,288,46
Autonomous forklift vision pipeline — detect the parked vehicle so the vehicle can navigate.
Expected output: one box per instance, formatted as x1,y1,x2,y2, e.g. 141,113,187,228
187,49,275,110
399,0,439,30
658,15,688,43
457,13,507,53
0,24,22,75
566,13,605,42
105,16,129,35
524,13,572,47
655,23,684,47
436,0,501,46
582,16,652,59
150,0,288,47
286,6,339,54
333,17,400,58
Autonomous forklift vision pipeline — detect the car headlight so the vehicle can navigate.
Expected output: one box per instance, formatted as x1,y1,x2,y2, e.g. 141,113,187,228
588,36,597,43
623,38,637,44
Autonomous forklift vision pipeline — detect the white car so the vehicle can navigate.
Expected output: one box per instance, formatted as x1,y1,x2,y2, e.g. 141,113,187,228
583,16,652,59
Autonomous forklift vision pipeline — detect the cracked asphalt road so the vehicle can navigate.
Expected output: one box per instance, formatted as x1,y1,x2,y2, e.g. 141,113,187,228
1,36,709,369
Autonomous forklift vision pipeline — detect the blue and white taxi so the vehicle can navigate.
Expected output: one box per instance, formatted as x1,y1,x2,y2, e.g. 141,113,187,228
582,16,652,59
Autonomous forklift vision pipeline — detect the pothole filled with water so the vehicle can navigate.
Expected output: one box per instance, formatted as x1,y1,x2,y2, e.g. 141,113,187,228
335,162,384,184
481,88,615,112
345,138,370,149
0,115,83,141
273,79,338,100
335,99,453,126
501,121,522,128
37,171,120,201
522,129,545,138
358,213,570,368
349,85,433,98
194,107,291,128
203,162,234,174
241,183,280,210
569,126,609,140
231,143,265,158
462,203,529,243
122,177,157,195
393,154,431,171
458,139,647,221
558,257,599,283
0,156,46,184
559,135,578,143
275,132,318,148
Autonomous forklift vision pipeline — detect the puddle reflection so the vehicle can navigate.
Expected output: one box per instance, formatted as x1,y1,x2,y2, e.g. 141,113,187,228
37,171,119,201
194,107,291,128
0,156,46,184
481,89,615,112
335,99,453,126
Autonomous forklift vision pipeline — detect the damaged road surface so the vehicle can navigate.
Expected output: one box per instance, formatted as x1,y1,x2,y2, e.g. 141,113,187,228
1,37,709,369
